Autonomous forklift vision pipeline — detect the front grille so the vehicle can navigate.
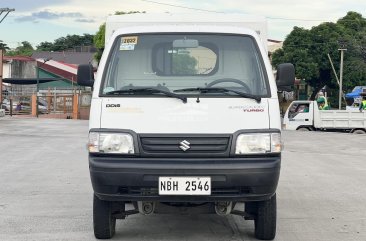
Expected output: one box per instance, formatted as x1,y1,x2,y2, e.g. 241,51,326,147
139,135,231,156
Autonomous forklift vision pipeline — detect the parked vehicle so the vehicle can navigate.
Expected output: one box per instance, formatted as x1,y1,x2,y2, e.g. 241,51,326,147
283,100,366,134
78,13,295,240
0,98,48,114
1,99,18,111
345,86,366,111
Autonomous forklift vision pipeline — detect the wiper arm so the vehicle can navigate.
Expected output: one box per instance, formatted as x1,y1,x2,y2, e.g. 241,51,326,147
105,87,187,103
174,87,261,103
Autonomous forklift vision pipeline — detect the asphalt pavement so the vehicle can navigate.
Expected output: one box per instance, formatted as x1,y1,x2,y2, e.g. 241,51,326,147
0,117,365,241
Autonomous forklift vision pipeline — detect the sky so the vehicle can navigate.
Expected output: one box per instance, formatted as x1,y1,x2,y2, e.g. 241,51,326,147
0,0,366,49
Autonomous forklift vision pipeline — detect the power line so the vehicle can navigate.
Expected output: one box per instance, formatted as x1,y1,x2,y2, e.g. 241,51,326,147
140,0,332,22
140,0,225,14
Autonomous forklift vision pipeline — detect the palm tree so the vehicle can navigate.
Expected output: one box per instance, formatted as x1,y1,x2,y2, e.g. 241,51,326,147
0,40,10,51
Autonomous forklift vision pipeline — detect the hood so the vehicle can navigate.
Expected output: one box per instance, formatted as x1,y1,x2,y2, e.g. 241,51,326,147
100,97,270,133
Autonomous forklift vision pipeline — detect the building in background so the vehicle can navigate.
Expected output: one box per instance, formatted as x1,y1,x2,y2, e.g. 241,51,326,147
32,51,97,67
32,51,97,89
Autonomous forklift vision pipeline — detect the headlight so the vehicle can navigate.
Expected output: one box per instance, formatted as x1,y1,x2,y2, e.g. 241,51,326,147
235,133,281,154
88,132,134,154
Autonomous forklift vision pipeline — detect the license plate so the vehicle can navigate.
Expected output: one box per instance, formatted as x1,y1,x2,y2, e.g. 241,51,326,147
159,177,211,195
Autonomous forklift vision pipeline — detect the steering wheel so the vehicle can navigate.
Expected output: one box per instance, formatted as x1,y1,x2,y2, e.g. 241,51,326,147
206,78,251,94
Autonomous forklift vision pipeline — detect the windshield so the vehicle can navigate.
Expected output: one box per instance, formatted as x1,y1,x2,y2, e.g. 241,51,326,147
101,34,269,97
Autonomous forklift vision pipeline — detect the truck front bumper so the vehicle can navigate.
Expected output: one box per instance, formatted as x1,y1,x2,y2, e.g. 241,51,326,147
90,156,280,202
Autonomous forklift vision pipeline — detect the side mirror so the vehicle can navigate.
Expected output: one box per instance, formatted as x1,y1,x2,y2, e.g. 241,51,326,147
77,64,94,87
276,63,295,92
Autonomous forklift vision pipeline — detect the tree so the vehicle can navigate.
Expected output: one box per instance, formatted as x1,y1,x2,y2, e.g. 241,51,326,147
35,34,95,52
6,41,34,56
51,34,94,51
0,40,10,51
272,11,366,100
172,53,198,75
36,41,53,51
93,23,105,62
336,12,366,91
93,11,145,62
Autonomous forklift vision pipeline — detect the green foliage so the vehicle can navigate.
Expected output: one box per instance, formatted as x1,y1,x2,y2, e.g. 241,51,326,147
172,53,198,75
272,11,366,99
35,34,94,52
0,40,10,51
6,41,34,56
94,23,105,49
337,12,366,91
37,41,53,51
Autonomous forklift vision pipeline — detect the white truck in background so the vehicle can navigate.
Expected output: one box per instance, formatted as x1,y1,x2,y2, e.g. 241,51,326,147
283,100,366,134
77,13,295,240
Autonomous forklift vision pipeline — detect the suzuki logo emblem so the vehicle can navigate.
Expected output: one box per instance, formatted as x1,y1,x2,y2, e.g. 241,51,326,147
179,140,190,151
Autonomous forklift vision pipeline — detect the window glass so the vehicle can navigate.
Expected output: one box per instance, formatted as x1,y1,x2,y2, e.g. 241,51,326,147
288,103,310,118
101,34,269,96
171,46,217,75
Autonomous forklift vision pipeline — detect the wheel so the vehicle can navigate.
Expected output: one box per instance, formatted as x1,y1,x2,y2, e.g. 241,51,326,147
254,194,276,240
297,127,310,131
93,194,116,239
352,129,366,134
206,78,251,94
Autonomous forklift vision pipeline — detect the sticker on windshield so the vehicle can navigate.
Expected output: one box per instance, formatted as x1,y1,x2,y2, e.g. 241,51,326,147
122,36,138,45
120,36,138,51
120,44,135,51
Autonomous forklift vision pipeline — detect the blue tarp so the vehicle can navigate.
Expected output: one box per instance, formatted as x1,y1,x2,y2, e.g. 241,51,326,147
345,86,364,98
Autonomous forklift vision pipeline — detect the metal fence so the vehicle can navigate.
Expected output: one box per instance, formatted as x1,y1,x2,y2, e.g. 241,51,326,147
1,87,92,118
1,87,33,115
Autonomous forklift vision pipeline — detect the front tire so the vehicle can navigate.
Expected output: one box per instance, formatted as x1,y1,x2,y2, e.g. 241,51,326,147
254,194,277,240
93,194,116,239
352,129,366,134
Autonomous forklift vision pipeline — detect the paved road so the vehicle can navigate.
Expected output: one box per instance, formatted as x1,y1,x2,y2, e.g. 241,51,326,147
0,117,365,241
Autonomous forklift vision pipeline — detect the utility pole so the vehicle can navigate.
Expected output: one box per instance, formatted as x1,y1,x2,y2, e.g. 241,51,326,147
338,40,347,110
327,53,347,105
0,8,15,23
1,8,15,107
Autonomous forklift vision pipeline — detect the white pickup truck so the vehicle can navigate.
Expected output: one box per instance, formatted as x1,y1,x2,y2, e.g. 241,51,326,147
283,100,366,134
77,13,295,240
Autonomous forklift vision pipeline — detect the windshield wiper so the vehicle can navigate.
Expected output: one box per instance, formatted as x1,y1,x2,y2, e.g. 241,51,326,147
105,87,187,103
174,87,261,103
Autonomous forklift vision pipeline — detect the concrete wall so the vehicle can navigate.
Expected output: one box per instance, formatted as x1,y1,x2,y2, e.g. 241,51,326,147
3,62,12,78
10,60,36,78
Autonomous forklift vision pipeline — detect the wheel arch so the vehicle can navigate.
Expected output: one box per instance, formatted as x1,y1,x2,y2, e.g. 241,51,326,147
296,125,314,131
351,128,366,134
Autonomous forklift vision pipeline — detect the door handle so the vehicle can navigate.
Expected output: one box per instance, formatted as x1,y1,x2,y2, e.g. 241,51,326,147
305,119,309,121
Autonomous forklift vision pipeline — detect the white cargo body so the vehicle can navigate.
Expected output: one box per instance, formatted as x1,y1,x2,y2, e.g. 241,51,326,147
283,101,366,133
105,13,268,52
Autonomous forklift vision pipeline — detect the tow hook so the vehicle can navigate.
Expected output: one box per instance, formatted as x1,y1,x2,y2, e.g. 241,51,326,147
137,201,155,215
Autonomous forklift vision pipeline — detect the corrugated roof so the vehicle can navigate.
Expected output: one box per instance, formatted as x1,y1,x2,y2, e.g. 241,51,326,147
32,51,95,65
36,59,78,83
3,56,35,61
